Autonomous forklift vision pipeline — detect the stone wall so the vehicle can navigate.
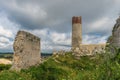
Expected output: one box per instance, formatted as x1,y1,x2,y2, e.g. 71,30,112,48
11,31,41,71
72,44,106,57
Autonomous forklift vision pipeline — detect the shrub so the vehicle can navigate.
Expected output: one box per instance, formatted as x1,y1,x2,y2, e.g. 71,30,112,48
0,70,34,80
0,64,11,71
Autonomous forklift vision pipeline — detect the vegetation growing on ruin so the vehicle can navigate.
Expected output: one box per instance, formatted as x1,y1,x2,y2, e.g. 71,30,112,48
0,50,120,80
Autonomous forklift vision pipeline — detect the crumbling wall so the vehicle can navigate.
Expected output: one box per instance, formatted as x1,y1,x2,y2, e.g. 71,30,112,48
11,31,41,71
72,44,106,57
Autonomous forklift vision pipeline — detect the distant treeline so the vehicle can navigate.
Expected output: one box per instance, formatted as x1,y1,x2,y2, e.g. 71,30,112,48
0,52,52,59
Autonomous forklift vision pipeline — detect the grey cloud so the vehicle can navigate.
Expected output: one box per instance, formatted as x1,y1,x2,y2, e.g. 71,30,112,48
82,34,107,44
0,0,117,33
25,29,71,52
0,0,119,52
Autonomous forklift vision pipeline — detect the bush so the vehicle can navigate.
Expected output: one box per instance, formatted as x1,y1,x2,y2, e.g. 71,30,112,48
0,70,33,80
22,59,68,80
0,64,11,71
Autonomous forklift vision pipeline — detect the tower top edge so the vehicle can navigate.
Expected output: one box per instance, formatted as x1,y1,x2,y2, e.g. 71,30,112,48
72,16,82,24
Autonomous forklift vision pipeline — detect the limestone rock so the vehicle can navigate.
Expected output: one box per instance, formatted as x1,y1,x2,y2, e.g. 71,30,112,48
112,16,120,47
11,31,41,71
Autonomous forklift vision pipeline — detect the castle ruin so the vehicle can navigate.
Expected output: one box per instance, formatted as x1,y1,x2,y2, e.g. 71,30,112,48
11,31,41,71
72,16,106,56
10,16,120,71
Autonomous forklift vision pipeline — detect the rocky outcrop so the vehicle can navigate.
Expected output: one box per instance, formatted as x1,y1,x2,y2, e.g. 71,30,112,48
112,16,120,47
11,31,41,71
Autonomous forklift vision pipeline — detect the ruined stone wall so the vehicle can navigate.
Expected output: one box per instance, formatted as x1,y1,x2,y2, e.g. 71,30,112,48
11,31,41,71
72,44,106,56
72,16,82,48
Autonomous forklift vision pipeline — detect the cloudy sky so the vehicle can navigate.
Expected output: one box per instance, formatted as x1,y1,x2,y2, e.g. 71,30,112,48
0,0,119,53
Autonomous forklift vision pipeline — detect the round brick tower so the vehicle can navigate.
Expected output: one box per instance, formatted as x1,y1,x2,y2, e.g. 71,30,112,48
72,16,82,48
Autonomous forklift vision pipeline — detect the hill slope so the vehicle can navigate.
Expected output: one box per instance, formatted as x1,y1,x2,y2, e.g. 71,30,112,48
0,51,120,80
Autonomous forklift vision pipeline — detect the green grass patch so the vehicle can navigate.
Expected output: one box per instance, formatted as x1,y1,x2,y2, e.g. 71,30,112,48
0,51,120,80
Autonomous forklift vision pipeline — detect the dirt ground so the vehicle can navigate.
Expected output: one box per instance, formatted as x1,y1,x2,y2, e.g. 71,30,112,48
0,58,12,64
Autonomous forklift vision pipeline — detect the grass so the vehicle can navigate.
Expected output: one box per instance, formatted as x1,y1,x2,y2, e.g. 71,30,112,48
0,50,120,80
0,64,11,72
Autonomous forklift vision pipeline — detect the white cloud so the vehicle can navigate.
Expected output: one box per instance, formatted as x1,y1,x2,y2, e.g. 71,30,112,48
28,29,71,52
30,29,49,38
0,12,20,38
83,35,107,44
0,26,13,38
0,42,13,52
50,31,71,45
85,17,115,35
0,37,10,43
0,11,20,52
91,18,109,29
0,38,13,50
